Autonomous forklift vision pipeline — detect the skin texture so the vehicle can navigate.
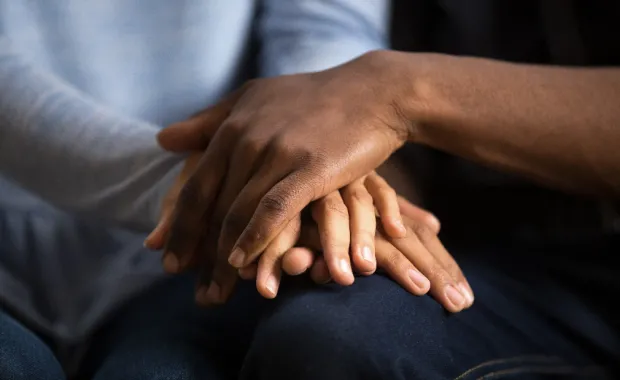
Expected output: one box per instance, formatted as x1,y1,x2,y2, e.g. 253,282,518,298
154,50,619,310
157,52,411,305
145,154,473,312
391,52,620,197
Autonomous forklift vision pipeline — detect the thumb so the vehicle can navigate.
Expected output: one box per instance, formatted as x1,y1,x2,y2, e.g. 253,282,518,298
157,88,242,152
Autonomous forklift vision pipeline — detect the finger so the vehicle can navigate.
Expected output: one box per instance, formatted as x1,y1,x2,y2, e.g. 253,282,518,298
223,162,307,268
238,264,257,280
256,215,301,299
193,224,237,306
157,89,243,152
365,172,407,238
163,130,232,274
388,224,469,312
296,225,330,283
297,223,323,251
196,229,243,306
208,133,269,286
257,256,282,300
144,206,173,251
403,215,474,307
195,261,238,306
341,180,376,275
397,196,441,234
310,255,331,284
373,234,431,296
281,247,315,276
311,192,354,286
145,155,204,251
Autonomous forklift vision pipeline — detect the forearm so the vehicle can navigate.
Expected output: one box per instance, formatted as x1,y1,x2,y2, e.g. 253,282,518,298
388,51,620,197
0,37,182,231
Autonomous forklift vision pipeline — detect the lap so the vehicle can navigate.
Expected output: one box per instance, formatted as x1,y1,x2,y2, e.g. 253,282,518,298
79,275,265,380
244,242,618,380
0,308,65,380
76,239,619,380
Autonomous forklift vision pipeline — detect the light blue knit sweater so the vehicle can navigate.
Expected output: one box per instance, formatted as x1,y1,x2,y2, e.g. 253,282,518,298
0,0,389,345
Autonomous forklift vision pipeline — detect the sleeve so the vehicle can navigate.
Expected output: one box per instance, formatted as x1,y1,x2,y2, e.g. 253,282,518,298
0,36,183,232
259,0,391,76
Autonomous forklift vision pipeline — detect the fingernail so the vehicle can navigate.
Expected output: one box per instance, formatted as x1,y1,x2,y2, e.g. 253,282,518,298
265,275,278,297
361,246,374,263
339,258,352,275
162,253,179,273
206,282,221,302
407,269,430,290
459,283,474,306
228,247,245,268
445,284,466,309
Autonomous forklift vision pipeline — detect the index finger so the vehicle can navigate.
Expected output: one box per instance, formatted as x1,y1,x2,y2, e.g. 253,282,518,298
163,135,230,273
229,170,317,267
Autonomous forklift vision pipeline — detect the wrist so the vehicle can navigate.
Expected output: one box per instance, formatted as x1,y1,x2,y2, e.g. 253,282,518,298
355,50,416,144
380,51,458,145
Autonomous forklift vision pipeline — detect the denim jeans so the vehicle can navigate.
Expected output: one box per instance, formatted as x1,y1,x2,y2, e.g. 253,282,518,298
1,238,618,379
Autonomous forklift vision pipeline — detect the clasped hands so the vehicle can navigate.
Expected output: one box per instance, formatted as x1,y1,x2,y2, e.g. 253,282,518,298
145,52,474,312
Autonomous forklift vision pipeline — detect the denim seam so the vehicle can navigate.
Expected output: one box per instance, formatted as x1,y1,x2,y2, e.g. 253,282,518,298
477,365,601,380
454,355,563,380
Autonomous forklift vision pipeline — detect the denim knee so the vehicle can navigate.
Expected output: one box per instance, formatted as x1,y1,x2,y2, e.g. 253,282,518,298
90,346,215,380
242,309,375,379
0,312,65,380
240,278,443,380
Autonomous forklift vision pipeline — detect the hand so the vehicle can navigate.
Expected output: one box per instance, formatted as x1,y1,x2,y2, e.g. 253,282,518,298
233,172,414,301
295,200,474,313
145,153,411,304
156,51,412,296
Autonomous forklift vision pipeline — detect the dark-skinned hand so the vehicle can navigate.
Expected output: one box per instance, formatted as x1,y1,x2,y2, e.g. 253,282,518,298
145,154,415,304
155,51,413,303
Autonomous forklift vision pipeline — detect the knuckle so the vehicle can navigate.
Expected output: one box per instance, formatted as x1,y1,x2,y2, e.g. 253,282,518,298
271,134,296,158
305,149,331,170
386,249,404,269
344,188,373,205
444,260,465,280
178,179,205,206
324,199,349,219
324,241,349,256
426,262,452,285
378,186,397,200
222,118,245,136
238,135,263,158
273,136,328,169
261,192,290,218
411,224,435,244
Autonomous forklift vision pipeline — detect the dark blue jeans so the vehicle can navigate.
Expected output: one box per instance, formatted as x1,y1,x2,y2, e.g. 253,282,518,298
1,238,618,379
